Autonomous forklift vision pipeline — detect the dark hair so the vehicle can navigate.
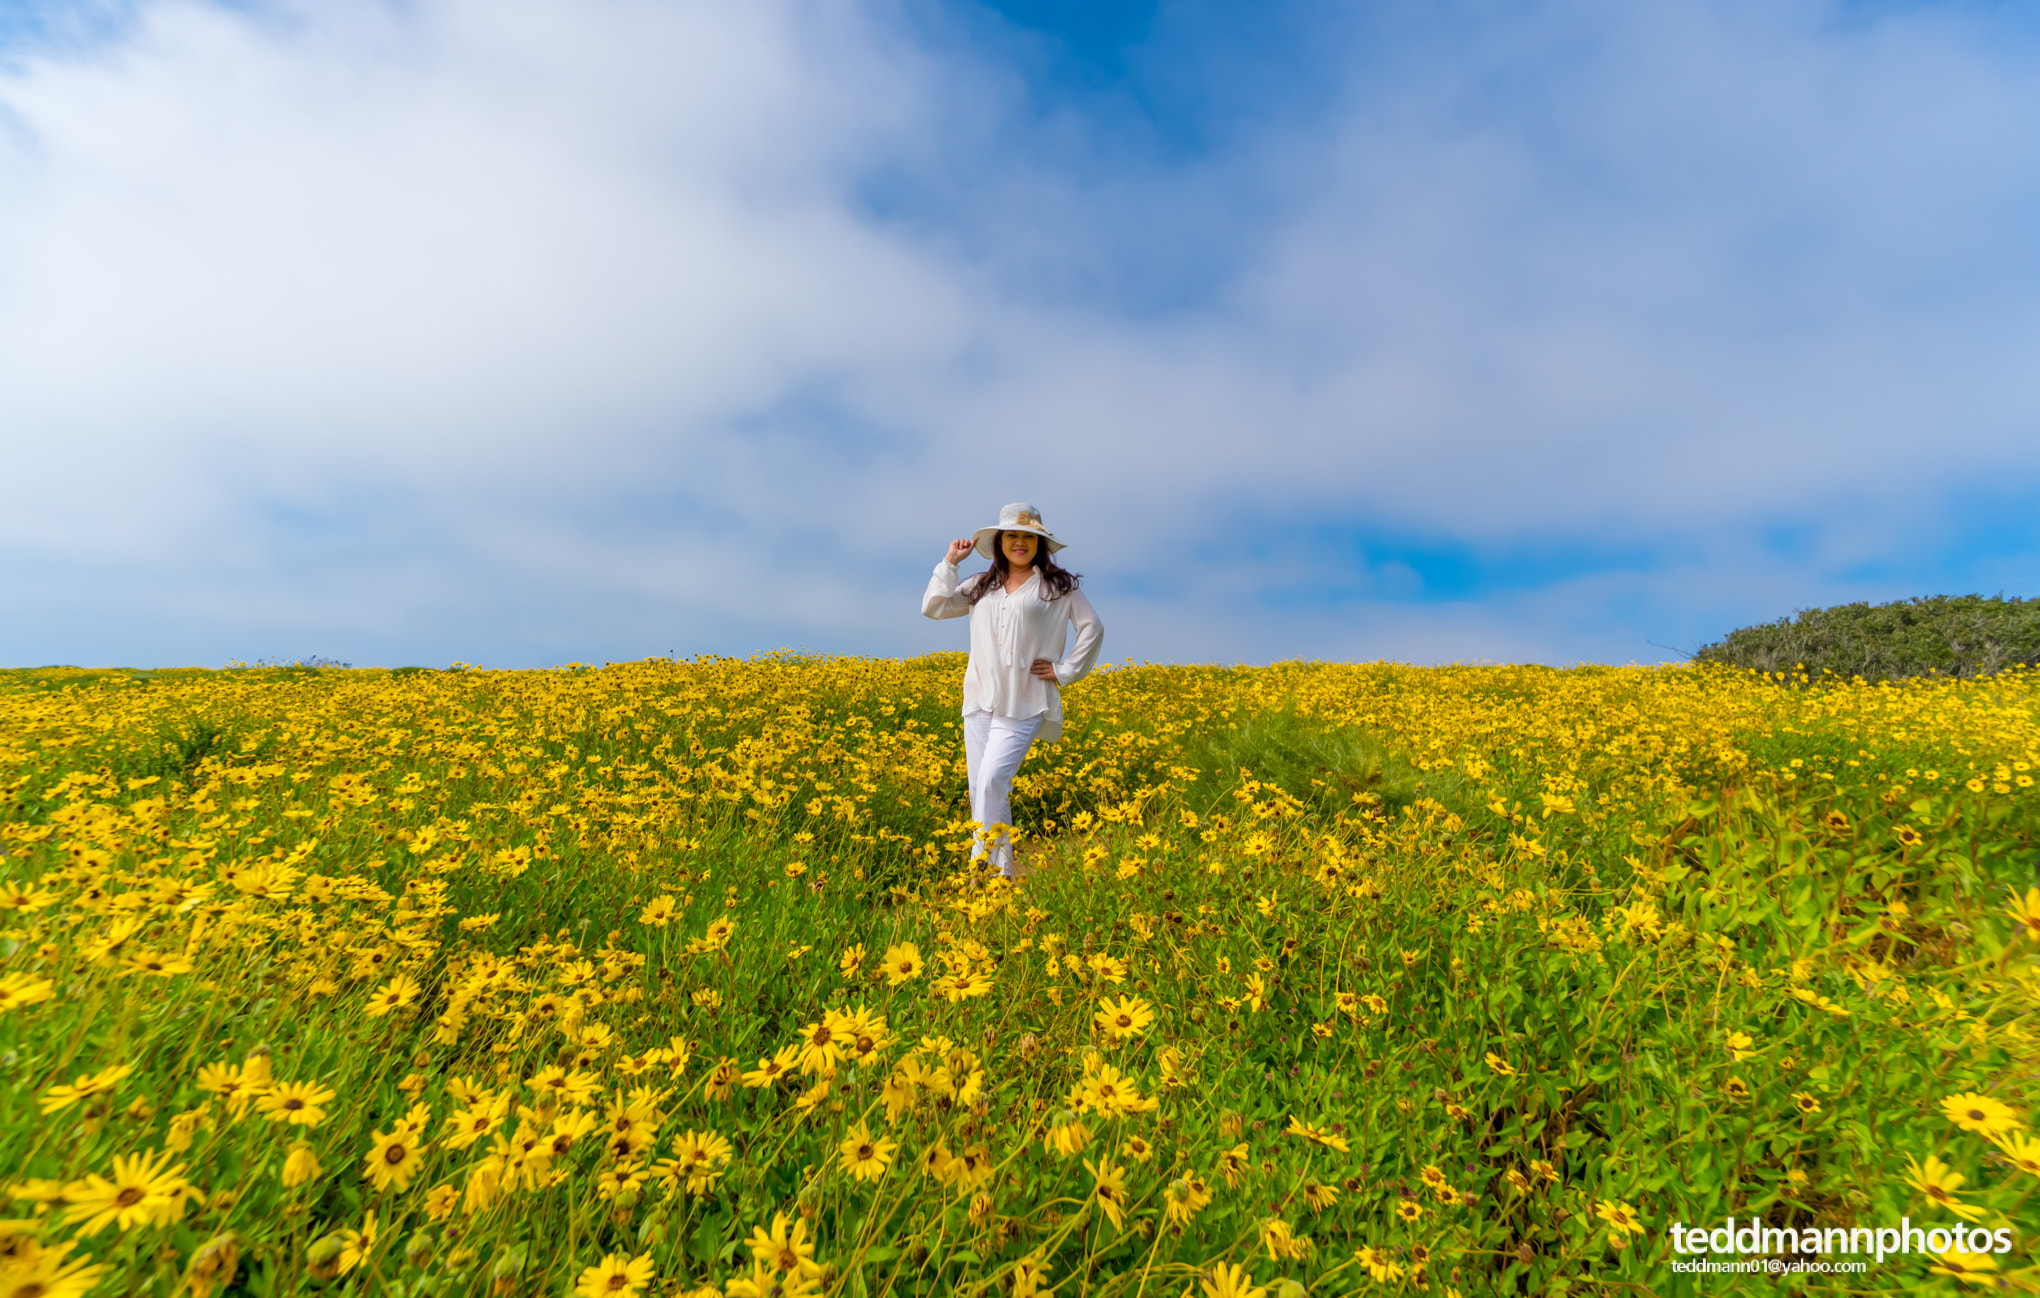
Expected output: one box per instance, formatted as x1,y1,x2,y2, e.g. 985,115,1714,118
964,533,1082,604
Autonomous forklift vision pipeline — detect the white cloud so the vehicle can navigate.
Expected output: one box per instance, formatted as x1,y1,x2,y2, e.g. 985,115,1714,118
1,0,2036,667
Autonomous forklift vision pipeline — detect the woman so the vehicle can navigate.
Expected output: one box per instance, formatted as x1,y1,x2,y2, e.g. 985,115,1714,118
923,502,1104,876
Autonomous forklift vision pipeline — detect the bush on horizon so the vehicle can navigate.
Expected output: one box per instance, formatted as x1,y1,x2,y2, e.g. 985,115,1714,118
1695,594,2040,682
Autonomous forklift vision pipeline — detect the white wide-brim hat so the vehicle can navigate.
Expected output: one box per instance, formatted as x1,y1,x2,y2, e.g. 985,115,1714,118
972,501,1066,559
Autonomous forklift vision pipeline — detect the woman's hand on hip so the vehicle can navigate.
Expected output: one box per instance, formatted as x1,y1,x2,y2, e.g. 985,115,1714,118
1030,659,1058,681
945,538,975,566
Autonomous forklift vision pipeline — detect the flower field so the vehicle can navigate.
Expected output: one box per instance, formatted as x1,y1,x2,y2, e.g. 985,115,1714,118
2,653,2037,1297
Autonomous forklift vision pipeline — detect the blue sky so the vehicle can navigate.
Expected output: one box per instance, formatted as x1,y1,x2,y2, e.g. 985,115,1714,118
1,0,2037,669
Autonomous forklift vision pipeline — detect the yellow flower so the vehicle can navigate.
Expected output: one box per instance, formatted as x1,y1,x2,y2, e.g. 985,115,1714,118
838,1123,896,1182
545,1109,601,1160
443,1094,512,1150
1261,1216,1308,1260
725,1260,823,1298
336,1210,378,1274
1010,1254,1053,1298
743,1045,802,1090
362,1125,426,1193
954,1144,995,1189
1355,1245,1403,1282
282,1142,323,1187
1724,1031,1755,1062
1094,994,1155,1042
61,1147,189,1235
1218,1142,1252,1187
1903,1153,1986,1221
1284,1115,1349,1152
795,1016,848,1076
1045,1116,1091,1157
1243,972,1269,1012
702,1059,740,1102
0,971,56,1011
657,1129,731,1196
934,970,995,1002
1199,1261,1267,1298
917,1141,956,1183
1071,1063,1157,1118
1942,1092,2022,1137
1085,1158,1128,1230
1484,1051,1515,1076
2006,887,2040,941
40,1064,135,1115
193,1053,271,1118
1991,1129,2040,1178
1088,953,1130,984
793,1078,831,1114
638,895,677,927
166,1105,210,1153
1163,1175,1212,1227
122,949,194,978
257,1081,336,1128
363,974,421,1017
1596,1199,1643,1239
881,943,924,985
0,1237,107,1298
574,1252,655,1297
1928,1249,2001,1285
182,1231,241,1298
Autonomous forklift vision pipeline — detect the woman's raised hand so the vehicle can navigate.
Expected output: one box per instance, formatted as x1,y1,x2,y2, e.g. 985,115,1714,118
945,538,975,566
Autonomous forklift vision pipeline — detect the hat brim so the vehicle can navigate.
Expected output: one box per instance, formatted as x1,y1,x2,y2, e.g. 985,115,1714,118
973,525,1065,559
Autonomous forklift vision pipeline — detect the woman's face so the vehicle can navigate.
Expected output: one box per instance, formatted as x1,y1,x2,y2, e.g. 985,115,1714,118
1001,530,1040,567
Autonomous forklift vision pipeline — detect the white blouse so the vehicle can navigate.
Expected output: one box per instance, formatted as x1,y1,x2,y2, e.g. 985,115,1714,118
922,560,1105,743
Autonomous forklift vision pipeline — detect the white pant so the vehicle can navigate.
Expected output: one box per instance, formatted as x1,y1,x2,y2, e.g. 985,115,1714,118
963,709,1042,875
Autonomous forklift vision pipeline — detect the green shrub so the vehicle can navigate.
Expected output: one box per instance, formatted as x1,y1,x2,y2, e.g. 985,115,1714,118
1695,593,2040,680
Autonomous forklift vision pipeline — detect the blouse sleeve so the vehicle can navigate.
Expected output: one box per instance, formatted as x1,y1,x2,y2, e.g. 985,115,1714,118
922,561,973,620
1051,588,1104,685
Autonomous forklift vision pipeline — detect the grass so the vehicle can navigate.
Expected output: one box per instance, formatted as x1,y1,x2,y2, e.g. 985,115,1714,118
0,656,2036,1297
